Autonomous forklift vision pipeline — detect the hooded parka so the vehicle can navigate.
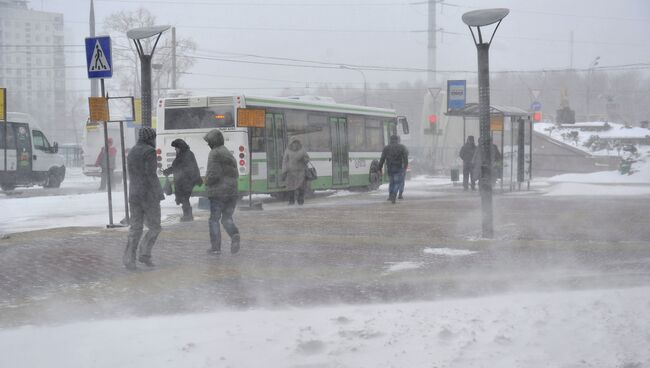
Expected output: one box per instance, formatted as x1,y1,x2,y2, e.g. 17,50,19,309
281,138,310,191
163,139,202,204
204,129,239,199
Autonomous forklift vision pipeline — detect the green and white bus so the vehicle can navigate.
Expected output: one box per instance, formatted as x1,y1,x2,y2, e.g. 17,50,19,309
155,95,409,196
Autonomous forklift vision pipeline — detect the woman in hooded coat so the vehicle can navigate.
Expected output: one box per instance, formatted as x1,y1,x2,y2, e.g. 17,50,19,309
281,138,310,205
162,139,202,221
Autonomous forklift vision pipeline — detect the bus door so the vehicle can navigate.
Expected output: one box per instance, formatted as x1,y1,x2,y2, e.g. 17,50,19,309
329,117,349,186
13,123,32,181
265,112,286,190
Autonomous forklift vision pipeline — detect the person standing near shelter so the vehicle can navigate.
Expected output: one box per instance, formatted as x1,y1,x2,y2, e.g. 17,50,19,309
123,127,164,270
204,129,240,255
281,138,310,205
378,134,409,204
96,138,117,190
472,136,503,187
162,139,202,222
459,135,477,191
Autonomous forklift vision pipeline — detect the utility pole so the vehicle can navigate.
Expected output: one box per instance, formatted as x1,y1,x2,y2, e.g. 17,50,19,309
569,30,574,69
89,0,99,97
171,27,177,90
427,0,437,87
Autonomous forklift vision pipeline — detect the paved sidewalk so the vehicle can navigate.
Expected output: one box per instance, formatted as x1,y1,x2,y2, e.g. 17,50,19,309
1,190,650,328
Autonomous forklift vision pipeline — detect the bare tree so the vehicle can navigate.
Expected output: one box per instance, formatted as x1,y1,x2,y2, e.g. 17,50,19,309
103,8,196,99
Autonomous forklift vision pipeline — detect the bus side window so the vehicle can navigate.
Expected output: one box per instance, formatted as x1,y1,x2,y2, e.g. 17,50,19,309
365,119,383,151
251,127,265,153
1,124,17,150
306,114,330,152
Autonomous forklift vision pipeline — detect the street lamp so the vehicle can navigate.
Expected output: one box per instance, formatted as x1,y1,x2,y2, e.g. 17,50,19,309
586,56,600,121
340,65,367,106
127,25,170,128
462,8,509,239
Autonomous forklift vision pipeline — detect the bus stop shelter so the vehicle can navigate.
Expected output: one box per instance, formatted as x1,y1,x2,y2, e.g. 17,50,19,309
445,103,533,191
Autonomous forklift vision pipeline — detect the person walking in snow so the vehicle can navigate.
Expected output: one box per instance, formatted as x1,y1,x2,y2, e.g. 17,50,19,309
281,137,310,205
162,139,202,222
96,137,117,191
123,127,164,270
459,135,477,191
378,134,409,204
204,129,240,255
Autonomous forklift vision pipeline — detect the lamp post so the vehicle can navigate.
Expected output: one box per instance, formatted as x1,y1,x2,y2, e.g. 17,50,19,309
126,25,170,128
340,65,367,106
586,56,600,121
462,8,509,239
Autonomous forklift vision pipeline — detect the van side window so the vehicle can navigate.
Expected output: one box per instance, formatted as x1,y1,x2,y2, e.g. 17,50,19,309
32,130,50,151
0,124,17,149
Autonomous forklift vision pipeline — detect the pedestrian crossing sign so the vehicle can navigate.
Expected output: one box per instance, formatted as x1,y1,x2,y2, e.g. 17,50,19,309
85,36,113,79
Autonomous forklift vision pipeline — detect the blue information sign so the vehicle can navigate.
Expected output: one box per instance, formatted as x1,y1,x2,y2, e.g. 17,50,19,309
531,101,542,111
447,80,466,112
85,36,113,79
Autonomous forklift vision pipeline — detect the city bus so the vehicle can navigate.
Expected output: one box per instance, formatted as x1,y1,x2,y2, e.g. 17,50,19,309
155,95,409,197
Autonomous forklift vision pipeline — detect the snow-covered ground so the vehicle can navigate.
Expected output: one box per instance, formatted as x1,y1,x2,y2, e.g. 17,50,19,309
534,121,650,157
0,168,198,234
1,286,648,368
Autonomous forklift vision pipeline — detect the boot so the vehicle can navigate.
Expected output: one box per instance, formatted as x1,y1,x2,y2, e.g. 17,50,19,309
123,241,137,270
230,233,240,254
390,194,396,204
180,206,194,222
138,255,155,267
208,230,221,254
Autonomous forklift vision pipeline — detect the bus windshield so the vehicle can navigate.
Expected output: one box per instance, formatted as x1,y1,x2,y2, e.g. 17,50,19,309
164,106,235,130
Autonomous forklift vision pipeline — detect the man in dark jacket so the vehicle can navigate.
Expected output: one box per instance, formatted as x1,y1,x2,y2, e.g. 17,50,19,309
459,135,477,191
162,139,202,222
204,129,240,254
378,135,409,204
123,127,164,270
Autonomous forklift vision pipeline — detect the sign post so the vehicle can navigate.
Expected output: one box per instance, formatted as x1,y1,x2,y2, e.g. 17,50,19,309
1,88,6,173
86,36,121,227
237,108,265,210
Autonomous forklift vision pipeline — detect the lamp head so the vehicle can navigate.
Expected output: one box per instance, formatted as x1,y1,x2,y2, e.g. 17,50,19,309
126,25,171,40
127,25,171,57
462,8,509,45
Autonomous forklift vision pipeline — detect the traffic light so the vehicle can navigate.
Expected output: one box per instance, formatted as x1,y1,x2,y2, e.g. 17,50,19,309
532,111,542,122
428,114,438,124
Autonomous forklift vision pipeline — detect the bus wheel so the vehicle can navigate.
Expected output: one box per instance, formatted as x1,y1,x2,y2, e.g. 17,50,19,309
1,183,16,191
367,159,382,191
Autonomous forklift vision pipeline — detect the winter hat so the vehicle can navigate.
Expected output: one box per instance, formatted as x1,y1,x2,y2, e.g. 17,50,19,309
139,127,156,142
171,138,189,150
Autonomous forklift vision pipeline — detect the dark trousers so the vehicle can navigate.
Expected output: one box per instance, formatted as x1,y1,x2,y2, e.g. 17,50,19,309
462,163,475,190
288,188,305,205
124,200,161,264
397,169,406,196
209,196,239,250
99,169,115,190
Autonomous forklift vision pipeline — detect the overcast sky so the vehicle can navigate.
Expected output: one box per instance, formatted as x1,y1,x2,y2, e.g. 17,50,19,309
35,0,650,97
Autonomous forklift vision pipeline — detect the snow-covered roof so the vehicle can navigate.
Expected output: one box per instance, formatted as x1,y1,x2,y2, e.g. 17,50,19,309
445,103,529,118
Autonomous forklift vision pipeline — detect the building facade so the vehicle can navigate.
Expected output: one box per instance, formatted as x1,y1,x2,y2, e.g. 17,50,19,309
0,0,66,137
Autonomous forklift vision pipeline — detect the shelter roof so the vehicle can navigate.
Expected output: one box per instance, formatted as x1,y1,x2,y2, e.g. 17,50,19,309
445,103,530,118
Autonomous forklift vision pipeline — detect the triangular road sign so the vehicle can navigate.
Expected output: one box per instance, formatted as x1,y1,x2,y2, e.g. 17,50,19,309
89,40,111,72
